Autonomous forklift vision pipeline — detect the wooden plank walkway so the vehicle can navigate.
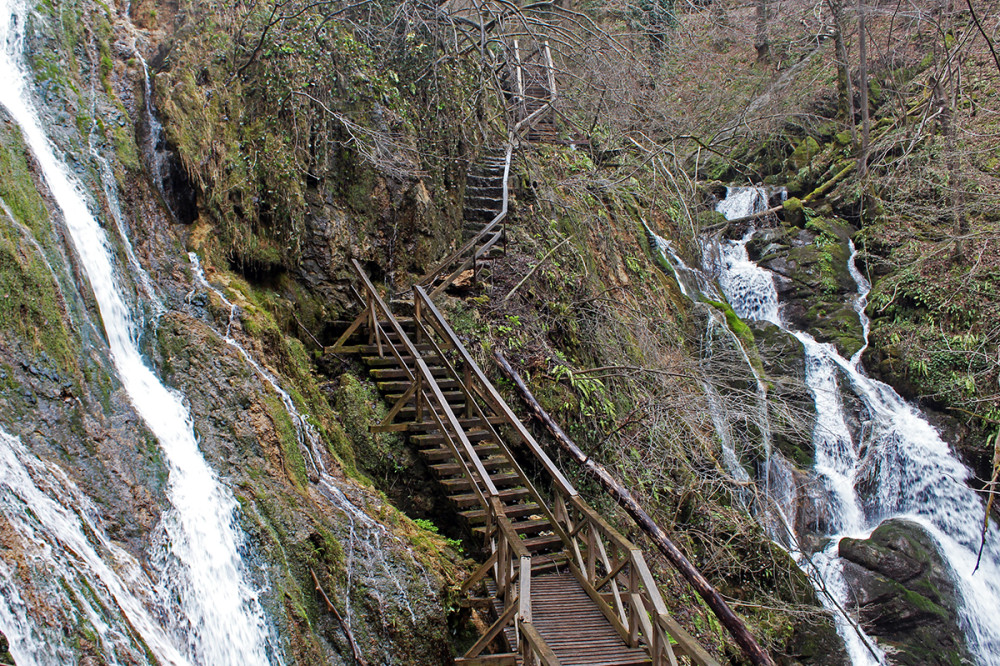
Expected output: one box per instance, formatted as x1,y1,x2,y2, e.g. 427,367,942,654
328,64,720,662
329,260,720,666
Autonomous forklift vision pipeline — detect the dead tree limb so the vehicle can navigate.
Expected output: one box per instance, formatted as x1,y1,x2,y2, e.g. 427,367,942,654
311,569,369,666
494,350,778,666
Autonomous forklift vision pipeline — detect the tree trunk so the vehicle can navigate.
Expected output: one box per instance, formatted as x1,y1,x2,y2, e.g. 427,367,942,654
857,0,870,177
754,0,770,62
827,0,858,148
494,350,778,666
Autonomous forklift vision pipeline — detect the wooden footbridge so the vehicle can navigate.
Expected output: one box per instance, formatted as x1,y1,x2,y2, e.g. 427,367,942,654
328,44,722,665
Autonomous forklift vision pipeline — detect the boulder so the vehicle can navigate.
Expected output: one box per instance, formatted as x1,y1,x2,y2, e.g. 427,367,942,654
746,217,865,357
838,519,971,665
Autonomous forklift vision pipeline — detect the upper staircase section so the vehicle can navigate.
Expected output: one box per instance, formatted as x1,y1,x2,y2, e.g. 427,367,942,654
329,259,721,666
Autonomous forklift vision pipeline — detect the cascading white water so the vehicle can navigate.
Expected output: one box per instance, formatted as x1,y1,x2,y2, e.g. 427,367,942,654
186,253,434,634
0,428,190,666
0,3,279,663
708,187,1000,665
188,253,325,476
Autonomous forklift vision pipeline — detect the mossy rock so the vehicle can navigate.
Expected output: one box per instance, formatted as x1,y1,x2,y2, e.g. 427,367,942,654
790,136,822,170
783,196,805,227
839,519,971,666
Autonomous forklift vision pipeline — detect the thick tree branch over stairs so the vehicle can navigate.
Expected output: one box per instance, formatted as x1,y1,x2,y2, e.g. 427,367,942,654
494,350,778,666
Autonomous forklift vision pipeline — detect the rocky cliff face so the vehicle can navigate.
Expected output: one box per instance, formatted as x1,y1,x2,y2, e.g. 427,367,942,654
0,1,465,663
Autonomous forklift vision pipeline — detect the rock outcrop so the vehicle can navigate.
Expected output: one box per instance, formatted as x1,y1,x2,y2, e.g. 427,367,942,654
839,519,971,665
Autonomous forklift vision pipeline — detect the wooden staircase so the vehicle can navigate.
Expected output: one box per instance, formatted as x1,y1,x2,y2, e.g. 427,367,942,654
329,260,721,666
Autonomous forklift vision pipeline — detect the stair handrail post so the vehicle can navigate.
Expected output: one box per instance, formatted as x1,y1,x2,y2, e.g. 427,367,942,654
543,40,557,105
513,38,525,118
414,296,423,345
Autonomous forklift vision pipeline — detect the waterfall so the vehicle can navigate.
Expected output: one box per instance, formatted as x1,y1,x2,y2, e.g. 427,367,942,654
0,428,190,665
704,187,1000,665
188,253,325,477
0,2,279,663
186,253,435,634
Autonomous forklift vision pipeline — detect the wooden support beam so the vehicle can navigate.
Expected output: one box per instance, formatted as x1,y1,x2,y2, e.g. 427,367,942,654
495,350,774,666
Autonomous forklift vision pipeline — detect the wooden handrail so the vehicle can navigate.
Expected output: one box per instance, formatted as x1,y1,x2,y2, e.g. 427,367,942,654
413,286,578,497
350,259,420,362
519,622,561,666
416,144,513,293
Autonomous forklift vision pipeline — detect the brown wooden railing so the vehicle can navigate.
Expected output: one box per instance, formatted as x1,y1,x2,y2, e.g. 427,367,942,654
413,41,558,297
411,285,719,666
414,143,513,297
333,260,718,665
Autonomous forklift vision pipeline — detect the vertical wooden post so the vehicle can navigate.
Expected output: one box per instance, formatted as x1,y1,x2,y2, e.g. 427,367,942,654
543,41,557,103
628,564,640,647
586,522,597,584
415,371,423,422
464,364,474,418
366,295,374,345
513,39,524,118
518,555,532,622
414,296,422,345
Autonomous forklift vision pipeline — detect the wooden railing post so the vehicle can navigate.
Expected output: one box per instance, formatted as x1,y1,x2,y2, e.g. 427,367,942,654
415,371,423,423
519,555,532,622
464,364,473,418
366,294,374,345
628,564,640,648
414,296,422,345
586,522,597,583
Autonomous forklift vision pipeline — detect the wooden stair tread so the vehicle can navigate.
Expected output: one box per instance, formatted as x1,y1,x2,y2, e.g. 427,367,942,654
449,486,529,507
459,502,542,523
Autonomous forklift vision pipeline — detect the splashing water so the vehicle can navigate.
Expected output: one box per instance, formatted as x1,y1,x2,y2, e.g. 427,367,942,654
0,3,279,663
707,186,1000,664
0,428,191,665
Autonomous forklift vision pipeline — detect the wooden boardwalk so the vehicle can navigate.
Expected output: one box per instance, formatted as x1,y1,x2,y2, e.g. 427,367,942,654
330,264,719,666
329,49,720,663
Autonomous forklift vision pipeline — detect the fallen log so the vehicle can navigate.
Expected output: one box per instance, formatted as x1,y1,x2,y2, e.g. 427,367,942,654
311,569,369,666
494,350,777,666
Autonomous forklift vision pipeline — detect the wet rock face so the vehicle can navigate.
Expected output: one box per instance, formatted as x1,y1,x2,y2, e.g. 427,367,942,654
0,629,13,664
747,216,864,358
839,519,971,665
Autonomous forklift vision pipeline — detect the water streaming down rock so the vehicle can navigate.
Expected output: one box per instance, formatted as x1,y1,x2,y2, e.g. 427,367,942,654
187,252,433,632
706,187,1000,665
0,3,280,663
188,253,325,477
0,428,191,665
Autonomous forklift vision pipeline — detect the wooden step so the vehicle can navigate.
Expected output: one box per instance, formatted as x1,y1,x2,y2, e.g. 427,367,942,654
460,502,542,524
370,366,449,380
472,518,551,536
439,473,521,491
377,378,460,393
429,457,507,475
385,390,466,406
357,343,437,356
362,353,442,367
407,416,505,432
411,429,492,446
419,442,502,462
522,534,564,552
450,486,529,508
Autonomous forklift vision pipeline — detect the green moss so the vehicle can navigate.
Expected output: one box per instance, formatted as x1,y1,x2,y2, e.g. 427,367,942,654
790,136,821,169
263,394,310,488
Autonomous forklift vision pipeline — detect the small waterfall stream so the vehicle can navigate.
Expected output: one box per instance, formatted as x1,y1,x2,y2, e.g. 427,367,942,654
186,253,432,633
690,187,1000,665
0,2,279,663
